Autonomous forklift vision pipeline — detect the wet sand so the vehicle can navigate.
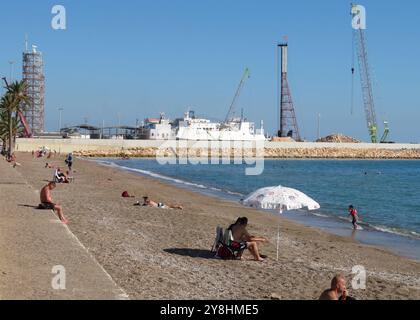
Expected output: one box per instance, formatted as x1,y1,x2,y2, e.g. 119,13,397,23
12,152,420,300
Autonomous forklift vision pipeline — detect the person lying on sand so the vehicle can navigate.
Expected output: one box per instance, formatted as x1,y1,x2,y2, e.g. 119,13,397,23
140,196,183,210
38,182,68,224
319,275,355,300
229,217,268,262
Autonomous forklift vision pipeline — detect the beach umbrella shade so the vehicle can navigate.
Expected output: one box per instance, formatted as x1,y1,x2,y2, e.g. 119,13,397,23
242,186,320,260
242,185,320,213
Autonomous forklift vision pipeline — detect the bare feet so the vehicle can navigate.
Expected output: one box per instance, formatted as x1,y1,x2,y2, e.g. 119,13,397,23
61,219,69,225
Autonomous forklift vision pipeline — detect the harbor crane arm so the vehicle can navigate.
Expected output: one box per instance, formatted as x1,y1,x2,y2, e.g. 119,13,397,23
351,3,390,143
352,26,377,143
225,68,250,123
18,110,32,138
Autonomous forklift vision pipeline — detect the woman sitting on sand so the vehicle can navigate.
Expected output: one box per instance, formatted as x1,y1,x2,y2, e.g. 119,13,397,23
140,196,183,210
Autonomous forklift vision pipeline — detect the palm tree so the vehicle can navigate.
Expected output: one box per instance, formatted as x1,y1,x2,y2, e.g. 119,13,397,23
1,80,30,155
0,109,9,155
0,107,22,155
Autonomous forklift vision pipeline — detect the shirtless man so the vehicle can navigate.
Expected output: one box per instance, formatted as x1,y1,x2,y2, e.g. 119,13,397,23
229,217,267,262
142,196,183,210
319,275,348,300
39,182,68,224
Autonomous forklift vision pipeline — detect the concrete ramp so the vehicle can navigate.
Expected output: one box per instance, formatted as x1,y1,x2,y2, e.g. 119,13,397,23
0,159,128,300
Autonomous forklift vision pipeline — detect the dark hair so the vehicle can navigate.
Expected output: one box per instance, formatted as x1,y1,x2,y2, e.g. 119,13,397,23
239,217,248,225
229,217,248,230
349,205,354,209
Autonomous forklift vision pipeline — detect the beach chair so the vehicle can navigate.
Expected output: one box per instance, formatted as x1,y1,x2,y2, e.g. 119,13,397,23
211,226,246,260
211,226,224,253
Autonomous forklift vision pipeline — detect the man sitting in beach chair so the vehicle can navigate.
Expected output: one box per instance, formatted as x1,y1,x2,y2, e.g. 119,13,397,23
141,196,183,210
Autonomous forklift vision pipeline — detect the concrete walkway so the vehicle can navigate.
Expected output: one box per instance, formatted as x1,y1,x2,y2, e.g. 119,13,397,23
0,159,128,300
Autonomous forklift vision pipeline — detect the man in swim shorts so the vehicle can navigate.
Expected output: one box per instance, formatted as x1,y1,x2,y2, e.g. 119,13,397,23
39,182,68,224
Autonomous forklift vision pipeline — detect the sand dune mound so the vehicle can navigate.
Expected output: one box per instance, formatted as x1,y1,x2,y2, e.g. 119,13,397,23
317,134,361,143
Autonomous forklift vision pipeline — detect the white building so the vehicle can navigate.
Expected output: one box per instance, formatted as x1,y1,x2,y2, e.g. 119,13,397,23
139,113,175,140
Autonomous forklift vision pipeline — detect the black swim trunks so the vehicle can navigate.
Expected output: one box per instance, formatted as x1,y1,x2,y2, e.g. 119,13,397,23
38,202,55,210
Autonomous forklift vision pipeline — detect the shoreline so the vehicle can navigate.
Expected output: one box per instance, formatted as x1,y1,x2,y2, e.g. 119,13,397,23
95,158,420,261
12,152,420,299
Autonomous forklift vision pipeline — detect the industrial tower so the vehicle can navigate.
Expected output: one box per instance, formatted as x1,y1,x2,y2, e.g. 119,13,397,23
278,43,301,141
22,43,45,135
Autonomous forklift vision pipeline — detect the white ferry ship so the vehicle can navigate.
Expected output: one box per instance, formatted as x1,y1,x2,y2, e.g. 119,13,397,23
175,111,266,141
139,111,266,141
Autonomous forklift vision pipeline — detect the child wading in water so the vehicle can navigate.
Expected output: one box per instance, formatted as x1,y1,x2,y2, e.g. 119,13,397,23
348,205,359,230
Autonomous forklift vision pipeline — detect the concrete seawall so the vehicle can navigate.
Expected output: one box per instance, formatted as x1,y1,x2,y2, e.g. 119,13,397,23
15,138,420,159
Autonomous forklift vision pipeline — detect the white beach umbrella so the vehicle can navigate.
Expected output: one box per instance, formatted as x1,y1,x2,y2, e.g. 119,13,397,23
243,185,320,213
242,186,320,260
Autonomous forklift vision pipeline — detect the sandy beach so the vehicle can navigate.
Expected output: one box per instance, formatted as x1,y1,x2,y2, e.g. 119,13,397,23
7,152,420,300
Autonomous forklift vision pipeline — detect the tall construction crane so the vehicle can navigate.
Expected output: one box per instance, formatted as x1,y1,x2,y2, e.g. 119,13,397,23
351,3,389,143
224,67,250,124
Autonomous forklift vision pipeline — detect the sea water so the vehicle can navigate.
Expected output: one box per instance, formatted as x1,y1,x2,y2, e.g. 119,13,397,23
99,159,420,260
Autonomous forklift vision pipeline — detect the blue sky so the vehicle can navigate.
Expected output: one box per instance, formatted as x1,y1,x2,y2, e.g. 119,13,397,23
0,0,419,142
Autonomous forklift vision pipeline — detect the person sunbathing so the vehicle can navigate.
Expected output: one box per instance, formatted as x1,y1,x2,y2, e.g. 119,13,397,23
38,182,68,224
229,217,267,262
141,196,183,210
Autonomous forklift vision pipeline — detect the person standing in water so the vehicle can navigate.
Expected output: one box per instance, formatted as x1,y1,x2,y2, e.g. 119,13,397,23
348,205,359,230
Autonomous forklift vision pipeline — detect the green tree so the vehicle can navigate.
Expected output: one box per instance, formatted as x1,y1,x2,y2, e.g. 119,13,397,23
0,80,30,155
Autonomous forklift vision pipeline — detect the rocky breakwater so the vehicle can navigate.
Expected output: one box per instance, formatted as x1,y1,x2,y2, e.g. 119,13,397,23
74,146,420,159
